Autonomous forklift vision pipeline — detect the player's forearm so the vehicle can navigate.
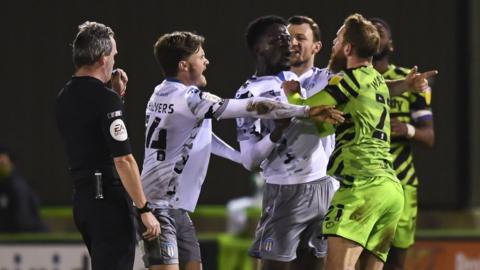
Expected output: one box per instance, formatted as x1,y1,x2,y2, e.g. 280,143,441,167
212,133,242,164
386,79,410,96
412,124,435,147
287,90,338,107
114,154,148,207
239,137,276,171
217,98,309,120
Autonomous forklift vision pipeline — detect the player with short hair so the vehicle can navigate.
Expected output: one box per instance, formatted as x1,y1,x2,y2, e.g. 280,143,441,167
370,17,435,270
285,14,406,270
139,31,343,270
235,15,342,270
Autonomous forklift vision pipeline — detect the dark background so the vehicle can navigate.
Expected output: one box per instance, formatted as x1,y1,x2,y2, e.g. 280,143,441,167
0,0,475,208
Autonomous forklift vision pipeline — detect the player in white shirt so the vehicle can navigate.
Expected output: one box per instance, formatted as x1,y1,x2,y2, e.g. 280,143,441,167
236,15,342,270
139,31,344,270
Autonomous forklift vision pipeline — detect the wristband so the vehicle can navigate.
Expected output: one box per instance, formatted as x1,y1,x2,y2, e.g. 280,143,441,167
136,201,152,214
406,123,416,139
304,105,311,117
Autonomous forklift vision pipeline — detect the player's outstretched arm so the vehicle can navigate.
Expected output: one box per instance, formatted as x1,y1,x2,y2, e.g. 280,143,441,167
186,87,308,120
186,86,342,124
387,66,438,96
218,97,310,120
282,80,344,125
211,133,242,164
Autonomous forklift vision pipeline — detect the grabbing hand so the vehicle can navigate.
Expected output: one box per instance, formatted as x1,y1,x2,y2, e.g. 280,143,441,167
308,105,345,125
406,66,438,93
140,212,161,241
282,80,301,96
111,68,129,97
390,118,408,137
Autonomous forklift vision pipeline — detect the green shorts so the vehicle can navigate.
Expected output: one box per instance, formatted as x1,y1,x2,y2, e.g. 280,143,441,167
323,176,404,262
391,184,417,249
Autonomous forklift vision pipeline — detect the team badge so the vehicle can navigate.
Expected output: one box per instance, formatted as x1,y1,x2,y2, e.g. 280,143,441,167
109,119,128,141
264,238,274,252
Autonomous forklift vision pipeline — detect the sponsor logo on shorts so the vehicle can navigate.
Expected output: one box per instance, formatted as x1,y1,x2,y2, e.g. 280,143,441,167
162,242,176,258
264,238,274,253
325,221,335,229
109,119,128,141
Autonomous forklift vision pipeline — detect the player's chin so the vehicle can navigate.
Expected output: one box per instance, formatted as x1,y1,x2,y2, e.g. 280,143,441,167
197,76,207,88
280,61,291,71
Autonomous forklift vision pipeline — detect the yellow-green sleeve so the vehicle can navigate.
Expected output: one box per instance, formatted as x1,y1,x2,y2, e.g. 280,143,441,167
288,91,338,137
287,90,338,106
315,122,336,137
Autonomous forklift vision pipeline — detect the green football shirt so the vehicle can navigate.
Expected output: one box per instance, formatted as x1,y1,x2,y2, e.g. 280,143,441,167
382,64,432,186
288,65,397,186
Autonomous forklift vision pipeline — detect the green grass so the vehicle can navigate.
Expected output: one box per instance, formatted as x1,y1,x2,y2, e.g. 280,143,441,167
416,228,480,239
40,206,73,218
0,232,82,242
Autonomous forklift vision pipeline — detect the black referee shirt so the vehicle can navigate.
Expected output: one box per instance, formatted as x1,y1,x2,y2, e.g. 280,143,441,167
56,76,132,181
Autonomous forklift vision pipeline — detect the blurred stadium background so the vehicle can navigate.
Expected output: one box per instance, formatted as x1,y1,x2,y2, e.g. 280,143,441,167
0,0,479,269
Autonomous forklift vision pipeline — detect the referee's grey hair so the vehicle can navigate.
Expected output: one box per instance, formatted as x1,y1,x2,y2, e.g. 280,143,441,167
72,21,114,68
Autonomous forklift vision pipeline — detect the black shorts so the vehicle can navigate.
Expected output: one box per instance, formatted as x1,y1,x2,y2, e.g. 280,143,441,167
137,208,201,267
73,183,136,270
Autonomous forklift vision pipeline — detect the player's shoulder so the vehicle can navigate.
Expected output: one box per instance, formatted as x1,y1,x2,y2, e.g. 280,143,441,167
235,74,268,98
383,64,410,79
185,85,202,95
326,72,345,87
279,70,299,81
238,71,297,97
150,80,185,100
101,86,124,106
185,85,222,104
409,89,431,106
393,65,411,77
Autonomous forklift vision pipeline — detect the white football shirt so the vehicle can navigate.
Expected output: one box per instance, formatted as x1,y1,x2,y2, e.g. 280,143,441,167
142,78,311,211
235,70,334,185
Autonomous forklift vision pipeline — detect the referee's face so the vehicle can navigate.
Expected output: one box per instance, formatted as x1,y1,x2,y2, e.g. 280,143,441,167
105,37,117,81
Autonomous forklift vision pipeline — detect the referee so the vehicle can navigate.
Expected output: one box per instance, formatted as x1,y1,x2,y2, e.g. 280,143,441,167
56,21,160,270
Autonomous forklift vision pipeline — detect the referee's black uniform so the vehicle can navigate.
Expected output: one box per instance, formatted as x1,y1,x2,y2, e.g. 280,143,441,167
56,76,136,269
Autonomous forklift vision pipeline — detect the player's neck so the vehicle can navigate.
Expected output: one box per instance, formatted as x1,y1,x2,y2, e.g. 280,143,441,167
255,62,288,77
373,57,390,74
290,60,314,76
75,65,108,83
175,73,193,86
347,56,371,69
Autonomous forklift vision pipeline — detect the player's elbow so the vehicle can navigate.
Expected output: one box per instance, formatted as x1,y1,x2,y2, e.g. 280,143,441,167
240,154,260,171
241,160,257,172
